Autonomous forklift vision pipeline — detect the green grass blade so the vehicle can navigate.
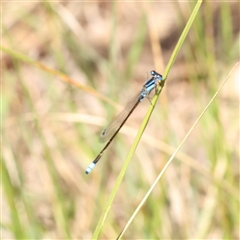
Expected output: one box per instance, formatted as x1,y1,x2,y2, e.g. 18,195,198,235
92,1,203,239
2,159,26,239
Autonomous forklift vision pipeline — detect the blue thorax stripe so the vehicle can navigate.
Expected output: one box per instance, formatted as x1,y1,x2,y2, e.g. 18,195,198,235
144,78,156,92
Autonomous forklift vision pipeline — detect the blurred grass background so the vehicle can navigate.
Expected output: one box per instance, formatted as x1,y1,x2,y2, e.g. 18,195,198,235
2,1,239,239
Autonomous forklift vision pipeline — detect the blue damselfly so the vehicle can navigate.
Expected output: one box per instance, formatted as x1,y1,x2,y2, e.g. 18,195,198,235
85,70,162,174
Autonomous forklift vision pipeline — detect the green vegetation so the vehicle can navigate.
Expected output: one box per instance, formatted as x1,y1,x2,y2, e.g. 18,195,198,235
2,1,239,239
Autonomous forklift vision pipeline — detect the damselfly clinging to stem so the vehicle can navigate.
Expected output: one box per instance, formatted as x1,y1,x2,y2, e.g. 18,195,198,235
85,70,163,174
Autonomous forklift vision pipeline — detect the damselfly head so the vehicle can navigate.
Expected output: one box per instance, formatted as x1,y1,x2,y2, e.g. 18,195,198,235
150,70,156,76
150,70,163,81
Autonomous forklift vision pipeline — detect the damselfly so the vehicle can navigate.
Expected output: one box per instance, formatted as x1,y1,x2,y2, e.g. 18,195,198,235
85,70,163,174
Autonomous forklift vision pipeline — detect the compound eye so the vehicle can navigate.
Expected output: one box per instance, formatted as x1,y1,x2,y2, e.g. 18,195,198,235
150,70,156,76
